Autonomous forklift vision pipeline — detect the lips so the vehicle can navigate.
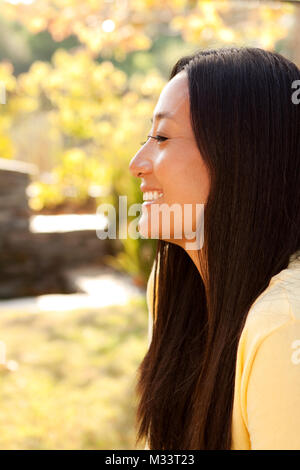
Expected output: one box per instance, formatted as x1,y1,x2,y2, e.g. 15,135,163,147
140,186,163,193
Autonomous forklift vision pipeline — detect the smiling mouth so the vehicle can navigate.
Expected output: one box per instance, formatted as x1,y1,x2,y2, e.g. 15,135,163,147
142,190,164,202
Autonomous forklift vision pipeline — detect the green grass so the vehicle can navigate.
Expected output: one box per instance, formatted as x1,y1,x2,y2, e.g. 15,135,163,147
0,297,149,449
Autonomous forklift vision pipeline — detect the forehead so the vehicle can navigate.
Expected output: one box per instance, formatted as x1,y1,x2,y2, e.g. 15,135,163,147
153,70,189,126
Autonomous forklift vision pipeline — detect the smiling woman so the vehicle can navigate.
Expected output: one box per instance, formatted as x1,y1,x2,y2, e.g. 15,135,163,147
129,68,209,269
129,46,300,450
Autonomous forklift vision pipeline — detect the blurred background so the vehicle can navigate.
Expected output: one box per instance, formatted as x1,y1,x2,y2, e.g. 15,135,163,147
0,0,299,450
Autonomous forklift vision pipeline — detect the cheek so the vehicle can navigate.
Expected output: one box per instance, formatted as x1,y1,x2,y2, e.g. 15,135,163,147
185,162,210,203
160,153,209,205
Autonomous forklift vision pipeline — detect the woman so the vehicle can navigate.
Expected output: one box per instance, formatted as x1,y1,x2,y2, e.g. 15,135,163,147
129,47,300,450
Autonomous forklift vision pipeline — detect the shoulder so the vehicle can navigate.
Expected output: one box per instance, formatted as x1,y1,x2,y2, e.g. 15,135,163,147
235,261,300,447
240,255,300,358
237,269,300,376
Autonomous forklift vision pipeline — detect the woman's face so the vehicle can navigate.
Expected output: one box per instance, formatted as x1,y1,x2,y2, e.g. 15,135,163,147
129,70,210,253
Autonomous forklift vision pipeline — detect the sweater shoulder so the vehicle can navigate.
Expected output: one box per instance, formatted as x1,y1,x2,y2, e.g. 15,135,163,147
243,259,300,345
235,262,300,401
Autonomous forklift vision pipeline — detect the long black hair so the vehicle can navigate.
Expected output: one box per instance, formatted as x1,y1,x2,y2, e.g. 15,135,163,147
135,47,300,449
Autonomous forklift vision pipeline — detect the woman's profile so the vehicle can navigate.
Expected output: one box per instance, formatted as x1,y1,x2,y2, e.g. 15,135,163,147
129,46,300,450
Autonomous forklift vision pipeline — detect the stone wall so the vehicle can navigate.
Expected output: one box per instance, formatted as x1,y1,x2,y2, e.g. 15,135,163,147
0,158,33,234
0,158,118,299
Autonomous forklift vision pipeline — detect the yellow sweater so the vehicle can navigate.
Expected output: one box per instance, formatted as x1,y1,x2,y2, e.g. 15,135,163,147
145,250,300,450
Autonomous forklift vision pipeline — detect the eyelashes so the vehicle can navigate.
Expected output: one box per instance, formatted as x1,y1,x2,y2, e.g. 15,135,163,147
140,135,168,145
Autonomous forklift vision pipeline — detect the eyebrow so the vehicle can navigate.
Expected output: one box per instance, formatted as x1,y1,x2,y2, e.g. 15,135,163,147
150,111,176,123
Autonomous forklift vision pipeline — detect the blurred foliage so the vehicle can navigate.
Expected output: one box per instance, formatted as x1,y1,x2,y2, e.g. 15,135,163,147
28,147,112,211
0,61,17,158
1,0,296,56
104,238,157,287
0,298,149,449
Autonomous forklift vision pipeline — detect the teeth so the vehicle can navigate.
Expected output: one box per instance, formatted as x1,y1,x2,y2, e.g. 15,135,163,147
143,191,164,201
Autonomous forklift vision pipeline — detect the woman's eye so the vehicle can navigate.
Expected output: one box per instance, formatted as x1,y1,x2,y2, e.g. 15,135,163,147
154,135,168,143
140,135,168,145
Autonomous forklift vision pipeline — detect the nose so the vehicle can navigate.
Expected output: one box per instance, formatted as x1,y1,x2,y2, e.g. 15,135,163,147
129,147,152,178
